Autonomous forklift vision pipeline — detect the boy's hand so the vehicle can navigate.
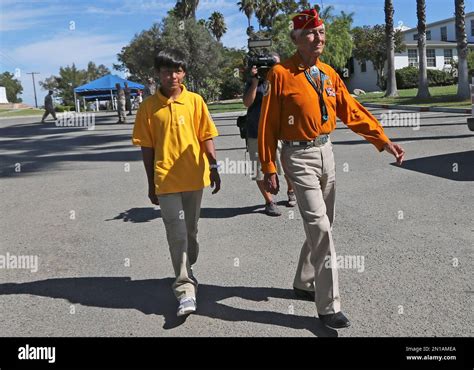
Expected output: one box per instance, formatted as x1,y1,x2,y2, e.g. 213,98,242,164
210,169,221,194
148,187,159,205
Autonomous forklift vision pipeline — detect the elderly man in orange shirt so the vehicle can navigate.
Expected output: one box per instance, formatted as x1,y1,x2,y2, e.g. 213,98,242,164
258,9,405,329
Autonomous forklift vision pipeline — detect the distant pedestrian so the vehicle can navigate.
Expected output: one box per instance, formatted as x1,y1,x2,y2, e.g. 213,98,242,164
143,77,156,100
124,82,133,116
115,83,126,124
41,90,57,122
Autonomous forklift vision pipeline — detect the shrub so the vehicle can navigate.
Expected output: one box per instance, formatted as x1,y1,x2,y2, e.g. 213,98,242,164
54,105,74,112
396,66,455,89
219,75,243,100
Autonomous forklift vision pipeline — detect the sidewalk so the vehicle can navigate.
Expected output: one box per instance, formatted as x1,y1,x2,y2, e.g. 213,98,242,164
362,102,472,114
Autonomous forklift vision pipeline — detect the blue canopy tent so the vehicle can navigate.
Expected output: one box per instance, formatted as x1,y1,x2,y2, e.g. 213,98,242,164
73,74,144,111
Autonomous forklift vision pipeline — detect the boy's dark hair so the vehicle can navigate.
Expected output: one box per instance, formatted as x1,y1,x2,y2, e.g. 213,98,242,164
154,49,187,72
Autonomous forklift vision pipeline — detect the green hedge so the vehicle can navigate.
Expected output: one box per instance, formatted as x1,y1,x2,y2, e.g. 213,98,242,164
54,105,74,112
396,66,456,89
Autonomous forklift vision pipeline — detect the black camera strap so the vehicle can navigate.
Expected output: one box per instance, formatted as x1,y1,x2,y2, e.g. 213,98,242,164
304,66,329,124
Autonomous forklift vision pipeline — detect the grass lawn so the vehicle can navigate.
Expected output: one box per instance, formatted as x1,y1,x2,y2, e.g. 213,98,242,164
356,85,471,108
208,101,245,114
0,108,44,117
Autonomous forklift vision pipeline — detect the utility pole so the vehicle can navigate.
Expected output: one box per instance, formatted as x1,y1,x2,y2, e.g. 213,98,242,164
27,72,40,108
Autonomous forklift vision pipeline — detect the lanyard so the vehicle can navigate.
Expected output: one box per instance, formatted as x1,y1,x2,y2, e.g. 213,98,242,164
304,66,328,123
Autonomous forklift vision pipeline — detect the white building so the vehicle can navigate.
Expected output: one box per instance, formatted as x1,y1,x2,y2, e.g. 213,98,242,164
346,11,474,92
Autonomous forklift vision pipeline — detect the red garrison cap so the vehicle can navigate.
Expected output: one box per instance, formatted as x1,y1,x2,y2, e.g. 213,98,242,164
292,9,324,30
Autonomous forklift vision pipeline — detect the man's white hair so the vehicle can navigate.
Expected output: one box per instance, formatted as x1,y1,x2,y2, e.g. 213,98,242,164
290,23,325,44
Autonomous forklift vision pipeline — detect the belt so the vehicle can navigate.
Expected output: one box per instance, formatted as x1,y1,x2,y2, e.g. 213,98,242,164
282,134,330,147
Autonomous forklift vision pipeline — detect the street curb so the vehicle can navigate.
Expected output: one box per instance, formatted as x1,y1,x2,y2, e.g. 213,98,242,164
0,114,43,120
362,103,472,114
210,110,246,118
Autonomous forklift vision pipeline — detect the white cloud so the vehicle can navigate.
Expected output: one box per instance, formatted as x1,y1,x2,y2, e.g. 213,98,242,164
6,32,127,105
10,32,125,70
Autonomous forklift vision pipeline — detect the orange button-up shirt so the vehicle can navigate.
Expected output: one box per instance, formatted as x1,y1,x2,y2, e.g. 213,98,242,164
258,52,390,174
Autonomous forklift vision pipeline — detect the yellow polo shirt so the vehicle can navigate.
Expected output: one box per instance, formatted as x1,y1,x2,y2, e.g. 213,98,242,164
132,85,218,195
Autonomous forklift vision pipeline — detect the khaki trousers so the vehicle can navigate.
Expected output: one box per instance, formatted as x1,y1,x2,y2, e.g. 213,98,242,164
281,139,341,315
157,190,203,300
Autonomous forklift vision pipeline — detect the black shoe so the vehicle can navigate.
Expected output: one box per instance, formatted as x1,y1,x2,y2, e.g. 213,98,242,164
293,286,315,301
318,312,351,329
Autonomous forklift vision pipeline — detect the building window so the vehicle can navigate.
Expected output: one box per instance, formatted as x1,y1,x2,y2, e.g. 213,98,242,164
360,61,367,73
414,31,431,41
440,26,447,41
427,49,436,67
471,20,474,36
444,49,453,65
408,49,418,67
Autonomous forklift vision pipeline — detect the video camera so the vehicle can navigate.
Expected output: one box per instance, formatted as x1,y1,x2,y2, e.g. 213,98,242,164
247,38,275,79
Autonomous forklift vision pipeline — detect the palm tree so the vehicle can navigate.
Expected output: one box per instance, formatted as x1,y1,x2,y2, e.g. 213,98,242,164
237,0,255,30
384,0,399,97
207,12,227,42
253,0,280,30
298,0,310,10
174,0,199,19
416,0,431,98
280,0,298,15
455,0,470,100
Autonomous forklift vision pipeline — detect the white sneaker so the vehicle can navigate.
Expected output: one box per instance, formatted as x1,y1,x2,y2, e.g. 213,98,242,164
177,297,196,317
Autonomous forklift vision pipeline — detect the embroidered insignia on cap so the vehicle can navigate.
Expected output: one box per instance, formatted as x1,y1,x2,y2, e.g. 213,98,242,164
263,80,271,96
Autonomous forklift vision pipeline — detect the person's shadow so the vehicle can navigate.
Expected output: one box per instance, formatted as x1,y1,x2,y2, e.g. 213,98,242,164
106,205,267,222
0,277,337,337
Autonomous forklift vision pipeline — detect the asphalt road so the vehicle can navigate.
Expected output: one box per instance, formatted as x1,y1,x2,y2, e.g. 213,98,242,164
0,108,472,337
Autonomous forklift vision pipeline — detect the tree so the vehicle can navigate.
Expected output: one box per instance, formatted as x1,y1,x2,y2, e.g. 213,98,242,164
174,0,200,19
237,0,255,31
207,12,227,42
40,63,87,106
455,0,470,99
384,0,398,97
298,0,311,10
0,72,23,103
320,11,354,71
280,0,298,14
114,24,162,82
85,62,110,82
352,25,406,90
416,0,431,98
254,0,280,30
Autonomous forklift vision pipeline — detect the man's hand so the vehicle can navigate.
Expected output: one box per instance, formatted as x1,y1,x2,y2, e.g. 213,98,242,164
383,142,405,166
148,187,159,205
264,173,280,195
250,65,258,79
210,169,221,194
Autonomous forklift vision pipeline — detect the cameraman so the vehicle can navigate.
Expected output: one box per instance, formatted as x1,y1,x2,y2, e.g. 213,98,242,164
243,52,296,217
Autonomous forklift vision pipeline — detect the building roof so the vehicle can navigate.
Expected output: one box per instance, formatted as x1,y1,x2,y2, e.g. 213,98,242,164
404,40,474,48
402,11,474,33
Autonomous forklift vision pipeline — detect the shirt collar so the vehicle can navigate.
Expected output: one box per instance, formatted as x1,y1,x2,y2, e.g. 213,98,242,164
292,52,327,74
156,84,188,105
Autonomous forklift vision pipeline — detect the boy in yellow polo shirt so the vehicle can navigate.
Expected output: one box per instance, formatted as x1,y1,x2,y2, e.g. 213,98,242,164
132,49,221,317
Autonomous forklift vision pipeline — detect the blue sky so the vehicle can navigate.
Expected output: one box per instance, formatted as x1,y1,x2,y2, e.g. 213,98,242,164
0,0,472,105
